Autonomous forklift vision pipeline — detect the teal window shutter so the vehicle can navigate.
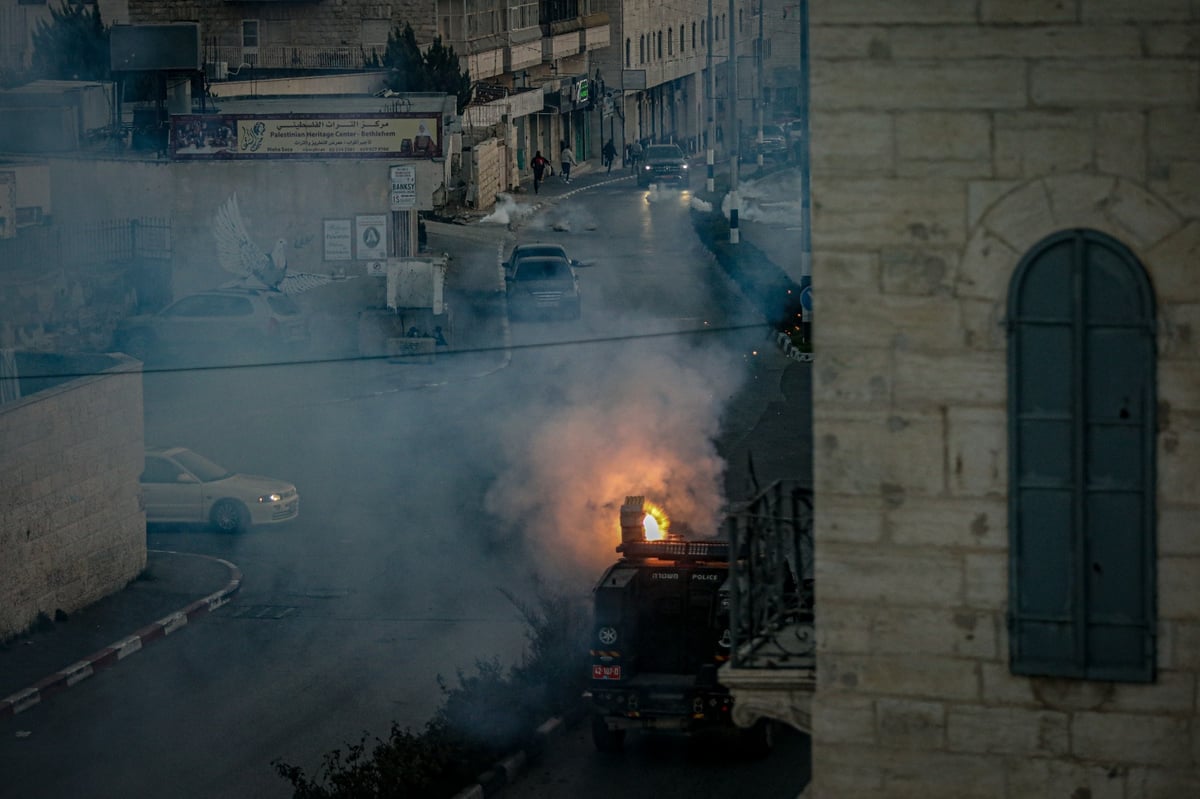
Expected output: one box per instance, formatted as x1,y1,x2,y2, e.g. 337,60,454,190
1007,229,1157,683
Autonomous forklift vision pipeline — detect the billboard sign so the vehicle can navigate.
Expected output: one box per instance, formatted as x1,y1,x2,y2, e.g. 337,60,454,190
171,113,443,160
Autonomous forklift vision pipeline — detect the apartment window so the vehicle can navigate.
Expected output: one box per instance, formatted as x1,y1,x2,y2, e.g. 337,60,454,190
1008,229,1157,684
739,7,743,32
242,20,259,52
362,19,389,56
510,0,538,30
626,38,631,68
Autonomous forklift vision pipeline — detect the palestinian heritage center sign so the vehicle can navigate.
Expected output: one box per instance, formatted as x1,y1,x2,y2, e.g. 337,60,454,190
170,113,443,160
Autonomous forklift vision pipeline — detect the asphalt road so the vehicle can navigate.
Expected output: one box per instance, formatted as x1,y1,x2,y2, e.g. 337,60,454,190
0,174,809,798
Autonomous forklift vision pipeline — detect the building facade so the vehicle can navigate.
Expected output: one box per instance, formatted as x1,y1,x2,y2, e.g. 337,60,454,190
797,3,1198,796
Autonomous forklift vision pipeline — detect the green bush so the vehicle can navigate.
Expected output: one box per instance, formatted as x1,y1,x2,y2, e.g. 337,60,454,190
274,582,591,798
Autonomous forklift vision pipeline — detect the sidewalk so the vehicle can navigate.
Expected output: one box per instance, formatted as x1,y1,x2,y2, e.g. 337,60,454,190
0,550,241,718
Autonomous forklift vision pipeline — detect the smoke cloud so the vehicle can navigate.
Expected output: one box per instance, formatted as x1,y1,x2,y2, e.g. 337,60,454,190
483,333,743,580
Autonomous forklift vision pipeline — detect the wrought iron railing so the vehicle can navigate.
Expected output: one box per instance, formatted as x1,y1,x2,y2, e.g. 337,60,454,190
726,480,815,669
208,45,368,72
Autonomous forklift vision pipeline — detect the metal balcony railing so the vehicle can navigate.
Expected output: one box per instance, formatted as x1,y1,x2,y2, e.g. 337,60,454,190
726,480,815,669
208,45,369,72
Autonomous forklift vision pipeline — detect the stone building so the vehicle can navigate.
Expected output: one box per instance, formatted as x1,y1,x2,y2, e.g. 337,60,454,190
788,3,1198,796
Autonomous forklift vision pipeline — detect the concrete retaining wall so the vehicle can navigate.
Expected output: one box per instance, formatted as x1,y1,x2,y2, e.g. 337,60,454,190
0,352,145,640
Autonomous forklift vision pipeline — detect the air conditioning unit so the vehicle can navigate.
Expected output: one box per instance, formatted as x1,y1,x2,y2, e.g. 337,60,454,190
206,61,229,81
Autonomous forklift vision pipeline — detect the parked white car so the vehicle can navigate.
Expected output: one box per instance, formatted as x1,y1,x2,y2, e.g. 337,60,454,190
141,447,299,533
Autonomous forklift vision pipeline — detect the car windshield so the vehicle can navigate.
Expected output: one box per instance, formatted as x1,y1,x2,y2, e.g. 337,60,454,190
645,145,684,160
514,259,570,281
170,449,233,482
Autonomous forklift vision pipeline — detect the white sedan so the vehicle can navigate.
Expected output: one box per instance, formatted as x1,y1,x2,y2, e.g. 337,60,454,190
141,447,299,533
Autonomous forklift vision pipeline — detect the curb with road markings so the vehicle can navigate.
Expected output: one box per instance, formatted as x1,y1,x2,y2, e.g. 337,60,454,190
450,709,586,799
0,551,242,719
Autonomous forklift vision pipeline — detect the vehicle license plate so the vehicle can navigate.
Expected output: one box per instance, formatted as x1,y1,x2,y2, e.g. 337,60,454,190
592,664,621,680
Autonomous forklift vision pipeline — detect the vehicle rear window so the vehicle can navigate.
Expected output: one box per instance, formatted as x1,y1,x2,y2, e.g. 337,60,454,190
267,294,301,315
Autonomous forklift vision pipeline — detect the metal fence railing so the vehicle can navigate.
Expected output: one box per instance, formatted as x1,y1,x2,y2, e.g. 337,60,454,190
0,218,172,272
727,480,815,669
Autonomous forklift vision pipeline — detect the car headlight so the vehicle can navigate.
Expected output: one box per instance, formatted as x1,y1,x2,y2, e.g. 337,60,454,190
258,492,282,503
681,163,688,169
643,164,651,170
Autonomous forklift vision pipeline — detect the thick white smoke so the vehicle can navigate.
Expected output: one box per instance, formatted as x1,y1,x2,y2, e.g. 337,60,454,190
483,335,742,579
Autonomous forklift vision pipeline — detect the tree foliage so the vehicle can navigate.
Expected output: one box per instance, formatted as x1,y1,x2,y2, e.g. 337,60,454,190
274,583,591,798
30,1,110,82
369,23,472,112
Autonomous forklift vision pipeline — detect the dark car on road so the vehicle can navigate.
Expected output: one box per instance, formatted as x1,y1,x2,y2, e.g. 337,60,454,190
113,286,310,367
637,144,690,188
505,256,581,320
742,124,790,162
503,242,582,279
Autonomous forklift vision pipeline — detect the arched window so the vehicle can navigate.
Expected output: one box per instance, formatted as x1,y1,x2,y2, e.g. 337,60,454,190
1008,228,1157,683
739,8,743,32
692,22,697,50
626,38,631,68
640,34,645,64
658,30,663,59
680,25,685,52
668,28,673,56
701,20,706,44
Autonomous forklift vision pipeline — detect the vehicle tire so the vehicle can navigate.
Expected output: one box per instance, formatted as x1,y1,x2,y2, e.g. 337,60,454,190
211,499,250,534
740,719,776,759
591,715,625,753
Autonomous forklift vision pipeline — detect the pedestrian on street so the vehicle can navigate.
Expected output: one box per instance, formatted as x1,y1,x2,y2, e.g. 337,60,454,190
602,139,617,173
560,142,577,183
629,139,643,173
531,150,550,194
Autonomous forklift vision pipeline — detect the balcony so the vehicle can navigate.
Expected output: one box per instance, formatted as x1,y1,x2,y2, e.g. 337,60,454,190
540,10,609,62
207,45,367,73
719,480,816,733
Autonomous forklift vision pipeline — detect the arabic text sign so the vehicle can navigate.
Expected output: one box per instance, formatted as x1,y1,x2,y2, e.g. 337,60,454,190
324,219,352,261
356,214,388,260
171,114,442,159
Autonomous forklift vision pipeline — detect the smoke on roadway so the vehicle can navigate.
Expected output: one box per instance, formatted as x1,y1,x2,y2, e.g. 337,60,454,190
720,172,803,225
480,193,536,226
482,332,745,581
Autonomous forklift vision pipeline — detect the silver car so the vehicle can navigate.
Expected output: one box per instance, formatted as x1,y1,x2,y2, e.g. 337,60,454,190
114,287,310,368
141,447,299,533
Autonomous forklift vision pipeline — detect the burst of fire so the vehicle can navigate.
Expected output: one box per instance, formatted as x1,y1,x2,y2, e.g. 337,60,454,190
641,500,670,541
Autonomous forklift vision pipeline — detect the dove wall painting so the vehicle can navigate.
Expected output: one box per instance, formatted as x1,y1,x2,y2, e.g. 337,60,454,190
212,194,341,296
171,113,443,160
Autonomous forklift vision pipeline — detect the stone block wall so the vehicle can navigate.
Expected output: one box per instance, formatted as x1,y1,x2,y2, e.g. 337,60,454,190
466,137,505,210
808,3,1200,797
0,353,145,640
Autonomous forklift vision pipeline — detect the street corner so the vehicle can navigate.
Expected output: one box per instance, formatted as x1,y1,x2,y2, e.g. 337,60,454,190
0,550,241,719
